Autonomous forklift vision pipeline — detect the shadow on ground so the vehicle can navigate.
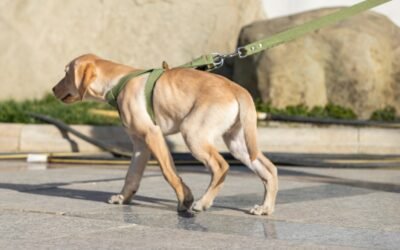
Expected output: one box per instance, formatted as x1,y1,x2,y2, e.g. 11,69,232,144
0,167,398,216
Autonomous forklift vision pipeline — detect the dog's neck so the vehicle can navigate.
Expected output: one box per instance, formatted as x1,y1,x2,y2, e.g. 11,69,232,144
85,63,136,102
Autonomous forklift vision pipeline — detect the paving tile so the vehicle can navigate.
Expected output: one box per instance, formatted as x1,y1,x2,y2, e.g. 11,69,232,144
0,162,399,249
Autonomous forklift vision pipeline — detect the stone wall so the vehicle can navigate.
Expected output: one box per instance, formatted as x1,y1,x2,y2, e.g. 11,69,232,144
0,0,265,100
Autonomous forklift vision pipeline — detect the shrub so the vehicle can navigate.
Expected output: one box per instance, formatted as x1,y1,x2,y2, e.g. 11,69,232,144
370,106,397,121
323,103,357,120
255,101,358,120
0,94,120,125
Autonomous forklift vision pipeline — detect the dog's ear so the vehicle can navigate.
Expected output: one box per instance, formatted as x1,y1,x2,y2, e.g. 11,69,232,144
77,62,97,99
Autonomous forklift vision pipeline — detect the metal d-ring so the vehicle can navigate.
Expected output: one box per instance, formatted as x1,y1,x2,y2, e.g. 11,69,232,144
210,53,225,69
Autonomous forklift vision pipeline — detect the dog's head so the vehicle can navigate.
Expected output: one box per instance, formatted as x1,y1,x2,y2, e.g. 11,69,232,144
52,54,98,103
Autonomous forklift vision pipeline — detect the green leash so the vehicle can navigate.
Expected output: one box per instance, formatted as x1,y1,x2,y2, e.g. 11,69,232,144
238,0,391,58
181,0,392,71
106,0,391,124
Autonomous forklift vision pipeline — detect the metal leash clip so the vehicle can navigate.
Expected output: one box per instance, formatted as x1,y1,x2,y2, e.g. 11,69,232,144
210,53,225,70
236,47,248,58
209,47,248,70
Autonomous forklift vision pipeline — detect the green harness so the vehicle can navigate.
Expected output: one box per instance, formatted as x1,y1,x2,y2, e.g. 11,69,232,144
105,0,391,124
105,69,164,123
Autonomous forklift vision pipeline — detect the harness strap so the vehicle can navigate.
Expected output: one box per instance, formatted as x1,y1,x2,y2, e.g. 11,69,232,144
105,69,165,124
105,69,151,108
144,68,165,122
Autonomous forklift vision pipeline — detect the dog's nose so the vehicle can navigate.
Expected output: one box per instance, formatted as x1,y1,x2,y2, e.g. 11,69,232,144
52,86,56,93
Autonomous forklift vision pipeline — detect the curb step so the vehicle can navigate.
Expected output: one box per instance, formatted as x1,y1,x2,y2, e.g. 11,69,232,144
0,123,399,155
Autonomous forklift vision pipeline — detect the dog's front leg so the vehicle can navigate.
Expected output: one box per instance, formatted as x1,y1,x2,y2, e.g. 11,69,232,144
108,137,150,204
144,127,194,212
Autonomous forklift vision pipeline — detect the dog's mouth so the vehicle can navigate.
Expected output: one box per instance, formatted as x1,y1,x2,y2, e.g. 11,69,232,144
61,94,72,101
60,93,79,103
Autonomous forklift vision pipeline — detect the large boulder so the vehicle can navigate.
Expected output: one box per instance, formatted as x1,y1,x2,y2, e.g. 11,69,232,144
233,8,400,118
0,0,265,101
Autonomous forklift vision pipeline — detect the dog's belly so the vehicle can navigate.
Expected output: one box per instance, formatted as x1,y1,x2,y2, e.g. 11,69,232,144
156,116,181,135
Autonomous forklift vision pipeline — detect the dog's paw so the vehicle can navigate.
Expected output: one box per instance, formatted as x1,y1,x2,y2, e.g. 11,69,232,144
191,200,212,212
191,202,204,212
108,194,127,205
177,189,194,212
249,204,273,216
177,199,193,212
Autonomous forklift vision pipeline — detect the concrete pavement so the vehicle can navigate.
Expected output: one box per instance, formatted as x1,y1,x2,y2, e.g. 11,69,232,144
0,161,399,249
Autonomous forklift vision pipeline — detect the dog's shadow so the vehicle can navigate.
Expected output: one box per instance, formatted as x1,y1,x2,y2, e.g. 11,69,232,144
0,177,249,217
0,167,399,218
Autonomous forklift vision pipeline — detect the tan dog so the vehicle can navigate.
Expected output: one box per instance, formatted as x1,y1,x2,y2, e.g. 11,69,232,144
52,54,278,215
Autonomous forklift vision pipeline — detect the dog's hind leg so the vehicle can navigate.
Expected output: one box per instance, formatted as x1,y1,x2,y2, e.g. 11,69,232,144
248,153,278,215
180,103,236,212
184,136,229,212
223,126,278,216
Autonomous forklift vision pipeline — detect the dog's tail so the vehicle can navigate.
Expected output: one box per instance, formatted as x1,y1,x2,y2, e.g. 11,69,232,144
236,88,259,162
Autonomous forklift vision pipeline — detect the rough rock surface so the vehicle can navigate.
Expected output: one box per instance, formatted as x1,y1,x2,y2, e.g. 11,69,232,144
233,8,400,118
0,0,265,101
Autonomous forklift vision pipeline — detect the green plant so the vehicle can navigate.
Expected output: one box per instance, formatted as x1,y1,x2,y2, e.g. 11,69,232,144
255,101,358,120
308,106,329,118
370,106,397,121
323,103,357,119
255,99,271,113
283,104,309,117
0,94,120,125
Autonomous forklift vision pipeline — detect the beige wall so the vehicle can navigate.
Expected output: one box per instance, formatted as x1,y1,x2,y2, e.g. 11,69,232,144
0,0,265,100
